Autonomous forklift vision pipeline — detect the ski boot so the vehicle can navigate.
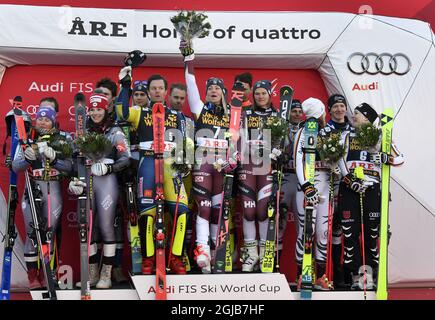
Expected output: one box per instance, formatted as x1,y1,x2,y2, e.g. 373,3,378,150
194,244,211,274
28,268,42,290
76,263,100,288
112,266,128,283
169,256,187,275
141,256,155,275
356,265,375,290
241,240,259,272
96,264,113,289
314,274,334,291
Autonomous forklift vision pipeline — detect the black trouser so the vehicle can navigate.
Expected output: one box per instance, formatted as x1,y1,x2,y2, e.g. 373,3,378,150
338,182,380,277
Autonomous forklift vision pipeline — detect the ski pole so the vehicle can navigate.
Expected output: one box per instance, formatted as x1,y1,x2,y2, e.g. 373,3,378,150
167,174,182,270
326,170,334,285
354,167,367,300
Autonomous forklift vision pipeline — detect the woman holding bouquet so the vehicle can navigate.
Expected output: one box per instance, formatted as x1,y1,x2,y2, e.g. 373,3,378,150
69,93,130,289
293,98,334,291
180,39,234,273
12,107,73,289
237,80,282,272
337,102,404,290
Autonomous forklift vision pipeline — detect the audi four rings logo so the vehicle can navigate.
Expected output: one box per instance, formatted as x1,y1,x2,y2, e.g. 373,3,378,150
347,52,411,75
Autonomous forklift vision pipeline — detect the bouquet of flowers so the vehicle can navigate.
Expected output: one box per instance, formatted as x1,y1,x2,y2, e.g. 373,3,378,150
317,132,346,165
261,116,289,149
50,138,73,160
355,123,381,151
37,129,72,160
76,132,112,161
170,10,211,43
170,138,195,176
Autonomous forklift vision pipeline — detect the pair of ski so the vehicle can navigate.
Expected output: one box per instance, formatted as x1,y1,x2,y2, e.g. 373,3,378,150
299,109,395,300
0,99,21,300
114,98,168,299
73,93,93,300
213,82,244,273
148,102,185,300
261,86,294,273
5,107,57,300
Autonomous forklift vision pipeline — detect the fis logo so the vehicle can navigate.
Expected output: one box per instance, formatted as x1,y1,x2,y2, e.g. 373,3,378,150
195,176,204,183
244,201,256,208
239,174,246,180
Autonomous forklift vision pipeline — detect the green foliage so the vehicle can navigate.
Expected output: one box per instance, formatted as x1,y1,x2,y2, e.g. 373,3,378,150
261,116,289,148
355,123,382,150
50,138,72,159
170,138,195,176
76,132,112,161
170,10,212,41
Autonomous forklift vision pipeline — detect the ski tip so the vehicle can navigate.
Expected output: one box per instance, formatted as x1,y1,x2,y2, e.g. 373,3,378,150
152,102,165,113
380,108,394,126
13,96,23,103
232,82,245,92
280,85,293,95
74,92,86,104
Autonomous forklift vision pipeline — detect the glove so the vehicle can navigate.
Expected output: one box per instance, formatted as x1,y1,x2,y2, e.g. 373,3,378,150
214,157,238,173
68,178,86,195
24,146,37,163
370,152,391,165
91,163,113,176
42,146,56,163
300,182,319,205
343,173,367,193
179,40,195,61
269,148,282,161
118,66,132,85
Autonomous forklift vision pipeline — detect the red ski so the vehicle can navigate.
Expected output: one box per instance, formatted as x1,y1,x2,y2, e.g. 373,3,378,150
152,103,166,300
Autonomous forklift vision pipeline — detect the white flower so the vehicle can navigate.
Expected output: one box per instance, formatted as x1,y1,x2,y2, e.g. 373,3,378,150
331,147,336,152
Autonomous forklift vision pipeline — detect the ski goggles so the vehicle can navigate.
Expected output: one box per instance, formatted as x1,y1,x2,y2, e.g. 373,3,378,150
133,80,148,93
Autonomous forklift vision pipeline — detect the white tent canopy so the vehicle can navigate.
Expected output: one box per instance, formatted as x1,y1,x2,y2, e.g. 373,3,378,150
0,5,434,286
